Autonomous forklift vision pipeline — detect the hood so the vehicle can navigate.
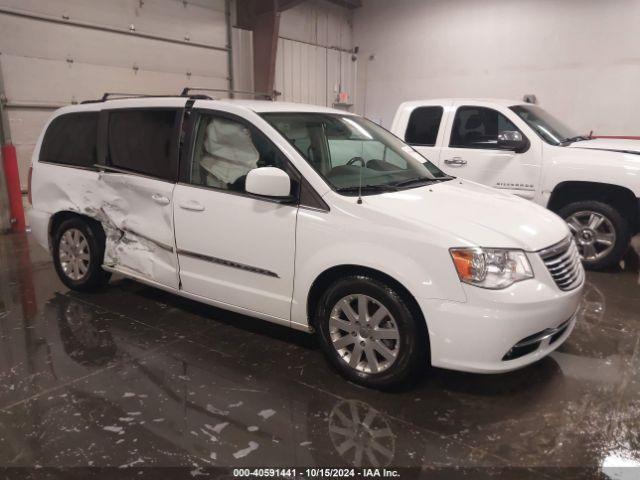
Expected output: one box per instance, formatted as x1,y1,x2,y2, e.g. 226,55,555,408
363,180,569,251
568,138,640,155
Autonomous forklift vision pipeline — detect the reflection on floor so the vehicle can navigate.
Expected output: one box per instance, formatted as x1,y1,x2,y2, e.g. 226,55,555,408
0,233,639,477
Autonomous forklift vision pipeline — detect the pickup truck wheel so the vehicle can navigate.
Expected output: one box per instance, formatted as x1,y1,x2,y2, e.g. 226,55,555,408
558,201,631,270
53,217,111,291
315,275,428,389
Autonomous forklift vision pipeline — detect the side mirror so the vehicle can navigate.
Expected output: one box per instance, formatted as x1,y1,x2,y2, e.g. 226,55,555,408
245,167,292,199
497,130,528,153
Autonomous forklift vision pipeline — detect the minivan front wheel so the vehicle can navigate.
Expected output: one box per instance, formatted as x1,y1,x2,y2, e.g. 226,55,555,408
558,201,631,270
316,275,428,389
53,217,111,291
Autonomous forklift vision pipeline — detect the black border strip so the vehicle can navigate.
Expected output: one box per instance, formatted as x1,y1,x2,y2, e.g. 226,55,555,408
177,249,279,278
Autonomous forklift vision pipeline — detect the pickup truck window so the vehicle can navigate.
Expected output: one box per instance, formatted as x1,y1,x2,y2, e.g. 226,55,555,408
405,106,443,146
40,112,98,169
450,106,520,150
510,105,578,146
263,113,449,195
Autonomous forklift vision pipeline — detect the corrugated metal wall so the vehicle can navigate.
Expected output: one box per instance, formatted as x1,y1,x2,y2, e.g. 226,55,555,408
231,26,254,97
275,39,355,107
0,0,230,189
274,1,355,107
231,2,355,107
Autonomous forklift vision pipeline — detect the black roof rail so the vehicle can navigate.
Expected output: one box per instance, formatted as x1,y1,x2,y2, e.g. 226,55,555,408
80,92,214,104
102,92,162,101
180,87,277,100
80,87,275,105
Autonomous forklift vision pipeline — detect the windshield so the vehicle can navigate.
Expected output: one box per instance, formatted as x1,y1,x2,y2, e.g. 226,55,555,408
510,105,579,146
261,113,450,195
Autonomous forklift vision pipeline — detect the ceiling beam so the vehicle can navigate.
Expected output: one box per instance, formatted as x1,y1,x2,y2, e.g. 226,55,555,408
277,0,309,11
236,0,277,29
237,0,360,27
325,0,362,9
236,0,311,27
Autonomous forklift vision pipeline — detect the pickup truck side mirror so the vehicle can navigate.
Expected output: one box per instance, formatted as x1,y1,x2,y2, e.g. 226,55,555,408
497,131,528,153
245,167,292,200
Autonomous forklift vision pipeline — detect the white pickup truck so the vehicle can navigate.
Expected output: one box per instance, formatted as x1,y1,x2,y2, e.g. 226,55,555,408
391,99,640,269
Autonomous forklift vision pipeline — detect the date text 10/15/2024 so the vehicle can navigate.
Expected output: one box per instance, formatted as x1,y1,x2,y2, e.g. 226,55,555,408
232,468,401,478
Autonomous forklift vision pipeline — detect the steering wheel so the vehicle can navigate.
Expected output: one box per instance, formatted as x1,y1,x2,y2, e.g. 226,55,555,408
347,156,366,167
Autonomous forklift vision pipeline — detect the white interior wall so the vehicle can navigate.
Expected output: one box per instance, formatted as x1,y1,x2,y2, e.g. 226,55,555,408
0,0,230,189
353,0,640,134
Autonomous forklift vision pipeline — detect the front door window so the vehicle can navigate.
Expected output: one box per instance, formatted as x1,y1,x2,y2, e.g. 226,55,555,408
449,106,521,150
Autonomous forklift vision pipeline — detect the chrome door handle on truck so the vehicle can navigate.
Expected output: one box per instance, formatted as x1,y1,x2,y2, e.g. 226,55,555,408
444,157,467,166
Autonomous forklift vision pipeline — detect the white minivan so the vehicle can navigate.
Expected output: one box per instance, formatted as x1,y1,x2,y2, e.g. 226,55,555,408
28,95,584,388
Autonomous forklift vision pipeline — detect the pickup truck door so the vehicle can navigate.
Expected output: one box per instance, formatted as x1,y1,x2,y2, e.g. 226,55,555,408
438,104,540,199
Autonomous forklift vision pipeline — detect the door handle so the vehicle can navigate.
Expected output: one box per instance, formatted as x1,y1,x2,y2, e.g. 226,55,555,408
444,157,467,166
178,200,205,212
151,193,171,205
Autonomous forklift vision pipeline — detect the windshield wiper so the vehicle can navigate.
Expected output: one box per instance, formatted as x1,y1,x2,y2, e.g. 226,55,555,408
335,184,398,194
393,176,452,188
562,135,593,145
393,178,434,188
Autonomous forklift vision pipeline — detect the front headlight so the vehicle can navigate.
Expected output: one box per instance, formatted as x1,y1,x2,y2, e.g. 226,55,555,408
450,247,533,289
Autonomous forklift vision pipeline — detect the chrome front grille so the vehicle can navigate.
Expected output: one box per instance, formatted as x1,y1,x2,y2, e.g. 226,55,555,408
538,236,584,291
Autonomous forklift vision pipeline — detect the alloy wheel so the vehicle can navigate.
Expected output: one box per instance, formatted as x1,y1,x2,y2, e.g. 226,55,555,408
329,294,400,374
59,228,91,281
565,211,616,262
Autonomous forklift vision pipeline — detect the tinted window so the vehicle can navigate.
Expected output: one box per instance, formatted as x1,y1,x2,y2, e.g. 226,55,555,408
450,106,520,149
108,109,179,180
405,106,443,146
186,112,294,195
40,112,98,168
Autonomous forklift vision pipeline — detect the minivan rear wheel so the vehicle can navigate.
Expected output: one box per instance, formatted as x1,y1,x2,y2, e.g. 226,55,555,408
558,200,631,270
315,275,428,389
53,217,111,291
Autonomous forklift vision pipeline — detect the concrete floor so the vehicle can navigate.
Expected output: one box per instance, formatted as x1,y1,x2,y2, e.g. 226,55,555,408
0,232,639,477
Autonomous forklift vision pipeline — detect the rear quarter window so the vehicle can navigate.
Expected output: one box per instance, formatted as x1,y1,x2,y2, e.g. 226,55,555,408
405,106,443,146
39,112,99,168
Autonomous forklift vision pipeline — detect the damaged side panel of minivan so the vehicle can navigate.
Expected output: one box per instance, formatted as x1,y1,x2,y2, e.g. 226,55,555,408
34,163,178,288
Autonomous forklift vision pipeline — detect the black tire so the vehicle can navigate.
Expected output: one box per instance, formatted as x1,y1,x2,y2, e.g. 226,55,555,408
315,275,428,390
557,200,631,270
52,217,111,291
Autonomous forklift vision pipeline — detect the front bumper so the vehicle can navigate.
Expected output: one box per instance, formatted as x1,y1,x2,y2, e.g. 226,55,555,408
418,252,584,373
